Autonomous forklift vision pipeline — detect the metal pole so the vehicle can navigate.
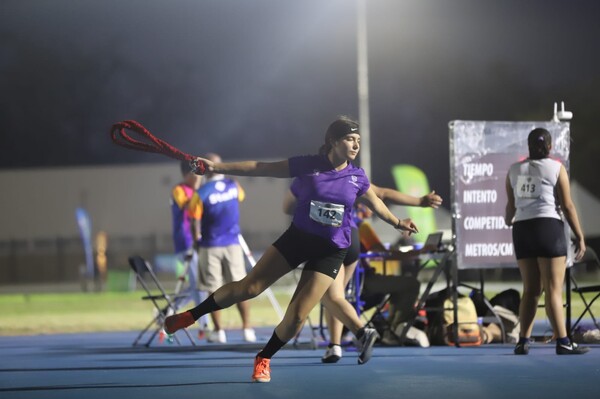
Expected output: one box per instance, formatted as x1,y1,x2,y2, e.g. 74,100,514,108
357,0,371,180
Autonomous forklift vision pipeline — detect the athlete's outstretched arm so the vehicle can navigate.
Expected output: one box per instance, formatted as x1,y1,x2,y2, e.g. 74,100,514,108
195,157,290,178
358,187,418,234
371,184,443,208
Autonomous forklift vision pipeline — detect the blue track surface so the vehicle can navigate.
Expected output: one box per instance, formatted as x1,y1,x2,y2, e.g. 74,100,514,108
0,328,598,399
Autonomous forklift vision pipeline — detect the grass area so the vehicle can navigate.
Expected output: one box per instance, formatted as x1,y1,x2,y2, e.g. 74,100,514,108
0,289,302,336
0,288,596,336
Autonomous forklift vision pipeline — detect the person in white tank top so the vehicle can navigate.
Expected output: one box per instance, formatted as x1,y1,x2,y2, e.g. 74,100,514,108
508,157,562,222
505,128,588,355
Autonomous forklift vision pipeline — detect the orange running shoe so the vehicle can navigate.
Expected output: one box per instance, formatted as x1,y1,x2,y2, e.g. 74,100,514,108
252,356,271,383
164,311,195,334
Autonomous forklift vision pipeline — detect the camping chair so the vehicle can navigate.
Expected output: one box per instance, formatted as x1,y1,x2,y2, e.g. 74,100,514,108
129,255,196,347
355,254,393,335
357,223,445,345
534,246,600,340
570,247,600,331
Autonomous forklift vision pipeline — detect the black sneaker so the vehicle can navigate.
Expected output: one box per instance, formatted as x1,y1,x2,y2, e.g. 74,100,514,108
556,340,590,355
355,328,379,365
514,341,530,355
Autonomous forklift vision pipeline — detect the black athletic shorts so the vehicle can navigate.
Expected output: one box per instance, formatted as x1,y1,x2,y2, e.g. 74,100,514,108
343,227,361,266
273,224,348,279
512,217,567,259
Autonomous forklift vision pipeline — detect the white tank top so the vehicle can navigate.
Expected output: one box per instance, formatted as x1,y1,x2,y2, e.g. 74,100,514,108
508,158,562,222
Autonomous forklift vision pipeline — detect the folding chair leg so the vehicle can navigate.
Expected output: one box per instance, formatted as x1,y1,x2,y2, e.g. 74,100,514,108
362,294,393,337
129,255,197,347
146,327,163,347
572,291,600,331
132,317,156,346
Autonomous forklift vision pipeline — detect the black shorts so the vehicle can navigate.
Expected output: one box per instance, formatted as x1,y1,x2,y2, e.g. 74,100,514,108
512,217,567,259
273,224,348,279
343,227,361,266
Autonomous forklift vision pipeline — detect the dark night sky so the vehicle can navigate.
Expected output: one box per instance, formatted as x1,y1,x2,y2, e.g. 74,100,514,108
1,0,600,205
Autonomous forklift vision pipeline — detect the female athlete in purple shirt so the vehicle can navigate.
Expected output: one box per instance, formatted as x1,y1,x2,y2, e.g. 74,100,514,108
164,115,418,382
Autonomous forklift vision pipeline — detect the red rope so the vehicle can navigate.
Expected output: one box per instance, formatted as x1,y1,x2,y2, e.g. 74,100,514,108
110,120,206,175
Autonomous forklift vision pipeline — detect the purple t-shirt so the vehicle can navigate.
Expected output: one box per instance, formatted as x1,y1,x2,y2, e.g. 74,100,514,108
289,154,370,248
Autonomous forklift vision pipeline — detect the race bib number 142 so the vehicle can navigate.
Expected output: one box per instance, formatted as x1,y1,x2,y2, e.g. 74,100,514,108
309,200,344,227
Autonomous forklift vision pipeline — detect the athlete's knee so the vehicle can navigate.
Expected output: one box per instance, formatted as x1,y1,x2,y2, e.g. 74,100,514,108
322,289,345,305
